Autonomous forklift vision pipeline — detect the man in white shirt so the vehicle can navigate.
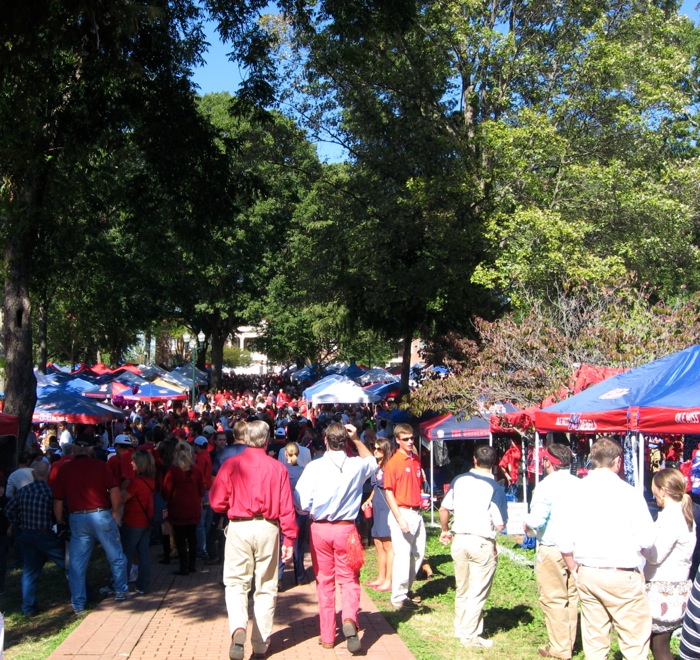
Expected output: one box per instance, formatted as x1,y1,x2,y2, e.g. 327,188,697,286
560,437,655,660
439,444,508,649
525,444,581,660
294,423,376,655
57,421,73,452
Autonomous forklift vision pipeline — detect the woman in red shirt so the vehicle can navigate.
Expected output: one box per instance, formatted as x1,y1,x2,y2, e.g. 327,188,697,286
121,450,156,594
162,443,204,576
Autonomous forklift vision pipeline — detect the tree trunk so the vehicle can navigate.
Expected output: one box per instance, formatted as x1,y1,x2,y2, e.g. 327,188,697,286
210,328,226,391
400,328,413,395
3,214,38,469
37,298,48,374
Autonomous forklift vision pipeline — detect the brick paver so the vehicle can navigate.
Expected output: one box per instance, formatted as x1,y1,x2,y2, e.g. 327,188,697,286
49,545,414,659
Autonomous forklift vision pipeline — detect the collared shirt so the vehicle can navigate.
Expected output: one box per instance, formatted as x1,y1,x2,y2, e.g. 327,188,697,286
6,479,55,530
383,451,422,508
294,450,376,522
441,470,507,539
52,455,119,512
558,468,655,569
209,446,298,546
525,468,581,547
278,443,312,468
6,467,34,498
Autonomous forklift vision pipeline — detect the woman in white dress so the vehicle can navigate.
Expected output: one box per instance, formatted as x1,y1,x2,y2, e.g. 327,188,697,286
643,468,696,660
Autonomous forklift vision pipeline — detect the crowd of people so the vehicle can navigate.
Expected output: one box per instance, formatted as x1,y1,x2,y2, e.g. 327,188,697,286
2,373,700,658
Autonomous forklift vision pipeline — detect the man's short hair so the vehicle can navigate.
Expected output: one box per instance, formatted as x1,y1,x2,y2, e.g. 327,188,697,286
31,460,49,478
589,437,622,469
546,443,572,469
324,422,349,451
393,423,413,439
232,421,248,443
474,444,498,469
246,420,270,448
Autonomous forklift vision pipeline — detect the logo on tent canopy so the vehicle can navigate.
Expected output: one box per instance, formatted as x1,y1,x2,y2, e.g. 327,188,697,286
675,412,700,424
599,388,629,400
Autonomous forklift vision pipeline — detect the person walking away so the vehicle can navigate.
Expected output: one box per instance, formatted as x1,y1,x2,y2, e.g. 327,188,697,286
294,423,376,654
524,444,581,660
281,442,308,585
161,443,204,576
210,420,297,660
560,437,655,660
362,437,394,591
383,423,426,611
439,444,508,649
120,450,156,595
5,460,66,616
642,468,695,660
52,438,130,613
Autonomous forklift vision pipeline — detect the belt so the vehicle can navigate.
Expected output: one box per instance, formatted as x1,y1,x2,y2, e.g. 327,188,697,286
24,527,52,532
313,520,354,525
399,505,421,511
72,507,109,515
229,515,275,523
581,565,639,573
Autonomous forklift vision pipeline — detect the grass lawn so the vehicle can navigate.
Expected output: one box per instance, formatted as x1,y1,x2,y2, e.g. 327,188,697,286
1,548,112,660
360,520,674,659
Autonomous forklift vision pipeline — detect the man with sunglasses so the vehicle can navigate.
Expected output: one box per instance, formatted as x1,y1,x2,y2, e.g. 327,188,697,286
384,423,426,611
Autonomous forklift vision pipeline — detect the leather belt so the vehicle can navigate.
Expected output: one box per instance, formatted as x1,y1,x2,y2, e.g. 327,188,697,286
229,515,275,523
313,520,354,525
581,565,639,573
72,507,109,515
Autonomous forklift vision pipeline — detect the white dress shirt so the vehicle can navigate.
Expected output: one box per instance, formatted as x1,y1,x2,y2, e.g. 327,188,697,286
525,468,581,547
559,468,655,570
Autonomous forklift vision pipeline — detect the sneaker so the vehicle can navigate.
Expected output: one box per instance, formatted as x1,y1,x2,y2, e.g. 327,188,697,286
342,619,361,655
135,589,147,595
114,591,132,602
392,597,420,611
230,628,246,660
461,636,493,648
98,586,114,596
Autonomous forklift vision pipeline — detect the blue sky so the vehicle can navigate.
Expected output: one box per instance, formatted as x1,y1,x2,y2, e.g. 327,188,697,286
191,3,700,160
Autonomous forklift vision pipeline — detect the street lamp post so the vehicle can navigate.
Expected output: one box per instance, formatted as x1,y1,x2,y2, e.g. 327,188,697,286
182,331,206,409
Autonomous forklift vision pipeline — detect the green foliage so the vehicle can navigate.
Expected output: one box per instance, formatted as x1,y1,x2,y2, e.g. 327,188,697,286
222,345,253,368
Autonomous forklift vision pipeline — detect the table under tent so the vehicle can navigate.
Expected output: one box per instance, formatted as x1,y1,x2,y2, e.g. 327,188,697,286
418,406,521,527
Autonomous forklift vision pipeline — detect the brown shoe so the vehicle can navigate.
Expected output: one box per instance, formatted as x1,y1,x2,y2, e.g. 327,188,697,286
538,648,570,660
230,628,246,660
342,619,361,655
318,640,334,649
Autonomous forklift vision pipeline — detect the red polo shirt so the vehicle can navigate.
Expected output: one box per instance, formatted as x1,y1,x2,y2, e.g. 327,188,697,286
209,446,297,546
384,450,423,508
52,455,120,512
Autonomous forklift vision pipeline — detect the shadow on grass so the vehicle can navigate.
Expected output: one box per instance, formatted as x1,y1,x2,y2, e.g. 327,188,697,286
483,604,535,635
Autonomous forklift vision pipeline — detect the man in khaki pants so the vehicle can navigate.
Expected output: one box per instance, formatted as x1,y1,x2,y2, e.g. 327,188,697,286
560,437,655,660
525,444,581,659
439,444,508,649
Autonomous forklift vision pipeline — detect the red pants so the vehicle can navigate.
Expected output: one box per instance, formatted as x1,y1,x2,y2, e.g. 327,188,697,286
310,522,361,644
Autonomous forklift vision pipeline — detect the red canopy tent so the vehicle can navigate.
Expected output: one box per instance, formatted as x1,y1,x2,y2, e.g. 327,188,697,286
0,412,19,437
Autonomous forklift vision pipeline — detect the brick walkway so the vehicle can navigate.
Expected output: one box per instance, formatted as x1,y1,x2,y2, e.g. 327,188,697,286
48,546,413,660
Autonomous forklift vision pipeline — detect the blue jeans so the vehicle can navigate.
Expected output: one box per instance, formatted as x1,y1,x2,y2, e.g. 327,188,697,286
21,529,66,615
68,510,128,612
121,525,151,593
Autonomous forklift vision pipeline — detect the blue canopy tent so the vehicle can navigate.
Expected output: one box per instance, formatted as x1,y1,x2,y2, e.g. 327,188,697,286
341,363,366,380
535,345,700,490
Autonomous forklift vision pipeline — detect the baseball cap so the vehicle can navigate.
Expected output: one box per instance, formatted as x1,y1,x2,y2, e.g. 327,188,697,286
274,428,286,437
193,436,209,447
203,425,216,436
113,434,132,447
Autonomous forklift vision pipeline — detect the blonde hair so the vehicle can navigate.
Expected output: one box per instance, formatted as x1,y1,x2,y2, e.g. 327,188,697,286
285,442,299,466
652,468,694,531
174,442,195,471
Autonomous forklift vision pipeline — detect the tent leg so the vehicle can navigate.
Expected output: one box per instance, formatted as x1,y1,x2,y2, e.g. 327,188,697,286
427,438,439,528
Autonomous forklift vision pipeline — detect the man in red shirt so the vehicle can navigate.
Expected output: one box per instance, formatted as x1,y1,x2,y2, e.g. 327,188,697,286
53,439,130,613
210,420,297,660
384,422,426,611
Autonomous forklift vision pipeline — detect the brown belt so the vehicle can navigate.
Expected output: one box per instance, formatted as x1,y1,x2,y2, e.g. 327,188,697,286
229,515,273,522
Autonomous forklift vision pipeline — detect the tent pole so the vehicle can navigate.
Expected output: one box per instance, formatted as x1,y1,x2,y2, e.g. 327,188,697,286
427,436,439,528
638,432,645,493
534,432,541,487
489,432,493,447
